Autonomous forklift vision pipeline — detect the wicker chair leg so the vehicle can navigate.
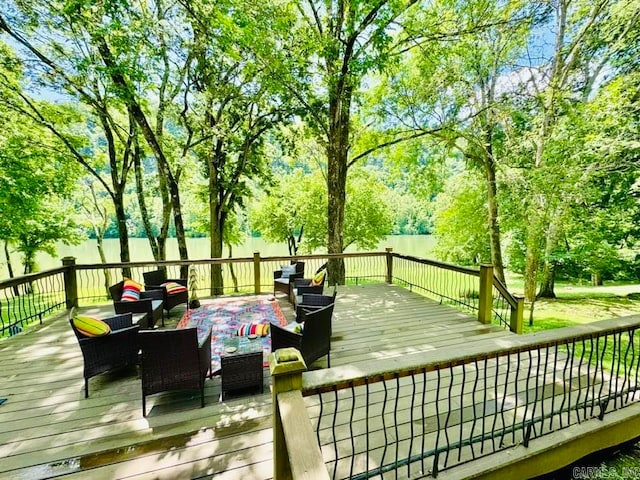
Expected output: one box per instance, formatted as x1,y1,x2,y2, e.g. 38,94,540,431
142,395,147,417
84,378,89,398
327,352,331,368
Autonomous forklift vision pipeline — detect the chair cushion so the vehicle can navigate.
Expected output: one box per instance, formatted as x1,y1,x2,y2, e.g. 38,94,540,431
72,315,111,337
280,264,296,278
121,278,143,302
236,323,270,337
310,270,326,287
161,281,188,295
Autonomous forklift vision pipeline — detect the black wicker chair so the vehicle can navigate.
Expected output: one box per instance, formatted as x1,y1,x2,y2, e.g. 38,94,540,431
290,269,328,303
109,281,164,328
143,269,188,316
69,312,140,398
295,290,337,323
271,303,333,368
273,261,305,297
139,327,212,416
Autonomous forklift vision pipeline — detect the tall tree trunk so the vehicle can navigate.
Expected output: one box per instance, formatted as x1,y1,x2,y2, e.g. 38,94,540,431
114,191,131,278
484,154,506,284
4,241,19,295
537,215,561,298
227,243,239,293
326,83,352,285
133,135,160,261
524,213,543,303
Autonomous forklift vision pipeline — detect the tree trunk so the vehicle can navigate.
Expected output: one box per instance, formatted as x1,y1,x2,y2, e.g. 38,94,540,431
114,191,131,278
484,155,506,284
537,216,561,298
326,82,352,285
94,233,111,298
591,272,603,286
537,262,556,298
524,215,543,303
4,242,19,295
227,243,239,293
133,136,160,261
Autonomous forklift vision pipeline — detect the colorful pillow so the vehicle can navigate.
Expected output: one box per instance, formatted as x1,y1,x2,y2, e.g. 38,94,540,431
121,278,142,302
161,281,188,295
280,264,296,279
236,323,270,337
310,269,326,287
72,315,111,337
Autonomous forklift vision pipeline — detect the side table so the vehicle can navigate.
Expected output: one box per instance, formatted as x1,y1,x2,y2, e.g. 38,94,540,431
220,337,263,400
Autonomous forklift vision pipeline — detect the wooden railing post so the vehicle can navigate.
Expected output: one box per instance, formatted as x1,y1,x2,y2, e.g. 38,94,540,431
510,295,525,334
253,251,261,295
385,247,393,284
270,348,308,479
478,264,493,325
62,256,78,309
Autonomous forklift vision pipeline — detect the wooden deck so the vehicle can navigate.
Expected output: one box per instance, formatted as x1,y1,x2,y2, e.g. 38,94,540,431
0,283,511,479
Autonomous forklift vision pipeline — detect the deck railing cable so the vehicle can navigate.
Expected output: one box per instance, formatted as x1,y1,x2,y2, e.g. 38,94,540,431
298,316,640,478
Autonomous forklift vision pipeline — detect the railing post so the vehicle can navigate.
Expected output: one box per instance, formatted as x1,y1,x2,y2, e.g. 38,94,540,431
510,295,525,334
385,247,393,284
478,264,493,325
253,251,261,295
62,256,78,309
270,348,307,479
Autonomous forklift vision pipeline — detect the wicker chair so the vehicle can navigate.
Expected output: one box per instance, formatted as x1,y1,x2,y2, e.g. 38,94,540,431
143,269,188,316
139,328,212,416
109,281,164,328
290,268,327,303
295,290,337,323
69,312,140,398
271,303,333,368
273,261,305,297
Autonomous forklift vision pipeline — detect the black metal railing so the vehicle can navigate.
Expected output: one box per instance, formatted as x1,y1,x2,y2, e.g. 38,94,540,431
299,316,640,478
0,268,67,337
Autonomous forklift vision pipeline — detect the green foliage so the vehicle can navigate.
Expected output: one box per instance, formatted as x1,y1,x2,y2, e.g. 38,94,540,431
249,167,392,253
432,171,491,265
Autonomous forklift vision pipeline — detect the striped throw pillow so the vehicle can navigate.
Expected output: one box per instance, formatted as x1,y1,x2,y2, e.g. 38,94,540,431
236,323,270,337
121,278,142,302
161,281,188,295
73,316,111,337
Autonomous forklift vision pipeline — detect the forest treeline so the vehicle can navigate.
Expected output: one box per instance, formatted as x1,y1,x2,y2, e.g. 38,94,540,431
0,0,638,300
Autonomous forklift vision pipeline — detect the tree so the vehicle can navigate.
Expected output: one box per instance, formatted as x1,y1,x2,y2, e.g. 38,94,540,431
0,103,81,274
250,167,392,254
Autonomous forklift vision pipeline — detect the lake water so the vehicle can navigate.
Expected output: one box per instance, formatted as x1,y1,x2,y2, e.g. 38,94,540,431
1,235,435,277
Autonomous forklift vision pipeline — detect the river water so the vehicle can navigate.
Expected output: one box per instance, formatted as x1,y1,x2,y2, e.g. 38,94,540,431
2,235,435,277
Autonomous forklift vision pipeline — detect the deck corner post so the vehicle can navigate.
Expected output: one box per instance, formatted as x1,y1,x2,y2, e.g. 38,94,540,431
385,247,393,284
270,348,307,480
62,256,78,309
253,251,261,295
478,264,493,325
510,296,524,334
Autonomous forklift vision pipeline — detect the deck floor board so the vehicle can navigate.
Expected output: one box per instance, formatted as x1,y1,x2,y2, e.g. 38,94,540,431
1,283,515,479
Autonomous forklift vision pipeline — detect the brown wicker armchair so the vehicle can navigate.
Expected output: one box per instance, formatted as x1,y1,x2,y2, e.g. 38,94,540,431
109,281,164,328
143,269,188,316
139,327,212,416
69,312,140,398
273,261,305,297
271,303,333,368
